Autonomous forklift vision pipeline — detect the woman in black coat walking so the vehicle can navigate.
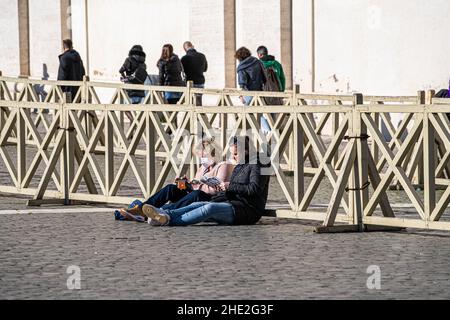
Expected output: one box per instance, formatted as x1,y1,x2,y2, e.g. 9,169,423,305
119,45,148,104
157,44,185,104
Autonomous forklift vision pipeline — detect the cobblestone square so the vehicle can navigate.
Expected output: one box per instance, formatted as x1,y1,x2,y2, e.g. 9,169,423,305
1,194,450,300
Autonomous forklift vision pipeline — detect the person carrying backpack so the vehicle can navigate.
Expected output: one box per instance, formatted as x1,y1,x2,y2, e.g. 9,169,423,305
257,46,286,132
257,46,286,92
119,45,148,104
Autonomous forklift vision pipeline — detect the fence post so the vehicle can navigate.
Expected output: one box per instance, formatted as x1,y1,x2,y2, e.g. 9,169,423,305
187,81,196,179
104,107,114,197
289,85,300,172
83,75,93,138
145,110,156,198
423,90,436,222
0,71,4,130
414,91,426,186
61,92,73,205
17,82,26,190
293,84,304,210
352,93,367,231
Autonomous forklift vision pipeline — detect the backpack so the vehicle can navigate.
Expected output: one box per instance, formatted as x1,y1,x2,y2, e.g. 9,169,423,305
127,65,148,85
262,65,283,106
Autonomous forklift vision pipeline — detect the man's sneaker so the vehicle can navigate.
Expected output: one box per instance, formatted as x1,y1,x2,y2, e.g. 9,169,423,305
142,205,170,226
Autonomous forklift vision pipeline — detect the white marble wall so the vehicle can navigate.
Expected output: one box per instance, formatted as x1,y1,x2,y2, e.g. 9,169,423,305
1,0,449,96
0,0,20,76
294,0,450,95
236,0,281,62
29,0,62,79
189,0,225,88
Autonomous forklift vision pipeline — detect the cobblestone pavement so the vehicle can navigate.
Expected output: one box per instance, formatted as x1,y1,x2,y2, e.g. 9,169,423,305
1,195,450,300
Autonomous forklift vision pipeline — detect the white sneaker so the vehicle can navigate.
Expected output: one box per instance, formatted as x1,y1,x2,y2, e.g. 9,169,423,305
143,205,170,226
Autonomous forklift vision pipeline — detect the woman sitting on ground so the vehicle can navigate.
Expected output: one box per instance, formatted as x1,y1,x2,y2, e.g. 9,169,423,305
114,137,235,221
141,136,270,227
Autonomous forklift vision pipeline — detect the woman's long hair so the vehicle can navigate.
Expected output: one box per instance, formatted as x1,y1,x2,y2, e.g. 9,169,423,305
160,44,174,62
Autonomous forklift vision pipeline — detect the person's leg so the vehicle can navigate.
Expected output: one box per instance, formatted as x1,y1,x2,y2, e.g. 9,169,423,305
143,202,209,225
260,115,271,133
162,190,212,210
244,96,253,106
166,202,235,226
142,184,189,208
193,84,204,106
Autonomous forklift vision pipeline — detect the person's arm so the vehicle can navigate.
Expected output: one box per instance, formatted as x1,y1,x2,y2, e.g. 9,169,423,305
58,55,68,81
237,70,248,90
119,58,130,77
204,55,208,73
80,60,86,78
180,56,187,74
227,165,262,197
157,60,165,86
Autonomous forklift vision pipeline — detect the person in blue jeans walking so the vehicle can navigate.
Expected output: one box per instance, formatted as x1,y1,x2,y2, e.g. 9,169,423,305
142,136,270,227
114,137,234,221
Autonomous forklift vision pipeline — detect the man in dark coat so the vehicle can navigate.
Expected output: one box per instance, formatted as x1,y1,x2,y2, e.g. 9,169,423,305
57,39,85,101
181,41,208,105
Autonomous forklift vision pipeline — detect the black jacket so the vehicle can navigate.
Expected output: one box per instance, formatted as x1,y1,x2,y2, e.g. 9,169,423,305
211,162,270,225
237,56,267,91
57,49,86,98
157,55,185,87
119,48,148,98
181,49,208,85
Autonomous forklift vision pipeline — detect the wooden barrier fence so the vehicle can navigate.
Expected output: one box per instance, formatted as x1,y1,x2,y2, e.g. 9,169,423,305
1,72,450,232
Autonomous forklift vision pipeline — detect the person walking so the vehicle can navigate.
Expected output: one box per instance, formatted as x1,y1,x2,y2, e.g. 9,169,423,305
235,47,266,106
257,45,286,131
157,44,185,104
181,41,208,105
119,45,148,104
257,45,286,92
57,39,85,101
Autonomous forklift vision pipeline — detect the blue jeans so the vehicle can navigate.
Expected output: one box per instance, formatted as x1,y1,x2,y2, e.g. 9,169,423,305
260,116,271,133
193,84,204,106
165,91,182,104
243,95,253,106
243,96,271,133
165,202,235,226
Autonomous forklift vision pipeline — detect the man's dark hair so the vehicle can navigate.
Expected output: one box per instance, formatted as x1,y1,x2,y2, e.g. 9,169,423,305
63,39,73,50
234,47,252,61
231,135,252,155
257,46,268,56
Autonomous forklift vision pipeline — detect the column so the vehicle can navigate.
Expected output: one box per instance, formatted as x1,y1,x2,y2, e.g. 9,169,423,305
18,0,30,76
224,0,236,88
280,0,293,90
